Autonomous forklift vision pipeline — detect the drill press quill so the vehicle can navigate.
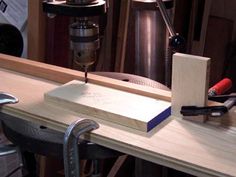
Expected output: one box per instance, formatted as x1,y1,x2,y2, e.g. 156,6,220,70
43,0,107,83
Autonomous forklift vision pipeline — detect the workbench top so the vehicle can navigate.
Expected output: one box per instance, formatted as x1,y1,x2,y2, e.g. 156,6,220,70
0,55,236,177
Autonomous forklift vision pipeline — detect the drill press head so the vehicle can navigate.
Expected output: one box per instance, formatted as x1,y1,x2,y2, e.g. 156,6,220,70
67,0,101,73
43,0,107,82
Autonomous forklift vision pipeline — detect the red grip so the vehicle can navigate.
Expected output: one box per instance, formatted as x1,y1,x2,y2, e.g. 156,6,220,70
209,78,232,95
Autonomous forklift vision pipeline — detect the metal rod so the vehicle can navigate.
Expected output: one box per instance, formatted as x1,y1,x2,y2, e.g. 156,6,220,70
156,0,176,37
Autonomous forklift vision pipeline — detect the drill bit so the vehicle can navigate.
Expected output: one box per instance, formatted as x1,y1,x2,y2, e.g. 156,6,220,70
84,66,88,83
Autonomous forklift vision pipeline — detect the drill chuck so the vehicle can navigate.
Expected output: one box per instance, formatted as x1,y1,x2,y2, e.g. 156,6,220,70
70,18,100,68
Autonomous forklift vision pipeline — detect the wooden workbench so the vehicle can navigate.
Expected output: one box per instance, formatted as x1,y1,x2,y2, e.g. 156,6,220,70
0,54,236,177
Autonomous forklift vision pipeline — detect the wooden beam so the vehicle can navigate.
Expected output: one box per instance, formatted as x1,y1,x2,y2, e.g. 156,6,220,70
0,53,171,102
114,0,131,72
28,0,46,61
191,0,212,55
107,155,128,177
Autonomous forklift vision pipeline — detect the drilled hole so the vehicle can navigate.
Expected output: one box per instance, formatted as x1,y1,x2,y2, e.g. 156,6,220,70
122,79,129,82
40,125,47,129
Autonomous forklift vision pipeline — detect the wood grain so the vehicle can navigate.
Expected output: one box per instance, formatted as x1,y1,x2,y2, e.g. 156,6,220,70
45,80,171,132
28,0,46,61
114,0,131,72
0,55,235,176
0,54,171,102
0,68,236,177
171,53,210,122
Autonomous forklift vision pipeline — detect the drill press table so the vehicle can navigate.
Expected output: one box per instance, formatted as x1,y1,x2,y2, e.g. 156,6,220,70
0,54,236,177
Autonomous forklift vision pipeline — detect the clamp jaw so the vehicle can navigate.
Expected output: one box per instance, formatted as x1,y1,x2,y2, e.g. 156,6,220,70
181,94,236,117
0,92,18,105
63,119,99,177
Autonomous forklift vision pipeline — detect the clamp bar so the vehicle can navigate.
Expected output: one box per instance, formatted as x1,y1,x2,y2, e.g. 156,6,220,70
208,94,236,103
181,105,228,117
181,94,236,117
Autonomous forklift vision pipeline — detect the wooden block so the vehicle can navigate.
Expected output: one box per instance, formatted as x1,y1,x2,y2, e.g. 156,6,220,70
28,0,46,61
44,80,171,132
171,53,210,122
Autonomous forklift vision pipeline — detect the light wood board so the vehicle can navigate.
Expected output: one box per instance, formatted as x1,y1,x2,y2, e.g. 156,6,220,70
0,54,236,177
0,54,171,102
171,53,210,122
45,80,171,132
0,68,236,177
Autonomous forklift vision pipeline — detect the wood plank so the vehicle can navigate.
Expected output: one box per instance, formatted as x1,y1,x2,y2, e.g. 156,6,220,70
28,0,46,61
0,63,236,177
114,0,131,72
171,53,210,122
45,80,171,132
191,0,212,55
0,54,171,102
107,155,128,177
96,0,114,71
96,0,121,71
45,16,70,68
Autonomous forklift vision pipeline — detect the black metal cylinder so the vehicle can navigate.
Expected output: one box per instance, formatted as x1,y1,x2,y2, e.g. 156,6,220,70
0,23,23,57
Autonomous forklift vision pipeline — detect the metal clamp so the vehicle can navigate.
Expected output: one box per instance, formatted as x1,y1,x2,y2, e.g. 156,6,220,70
0,92,18,105
180,94,236,117
0,93,22,177
63,119,99,177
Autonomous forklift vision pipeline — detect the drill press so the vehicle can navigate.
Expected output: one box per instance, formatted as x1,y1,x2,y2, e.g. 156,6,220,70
43,0,107,83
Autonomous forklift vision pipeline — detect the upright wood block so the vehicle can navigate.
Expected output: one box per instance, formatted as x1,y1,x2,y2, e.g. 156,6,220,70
171,53,210,122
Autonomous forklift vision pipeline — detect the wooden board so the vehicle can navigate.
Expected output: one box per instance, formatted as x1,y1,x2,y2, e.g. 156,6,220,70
0,54,171,102
171,53,210,122
0,55,236,176
45,80,171,132
0,68,236,177
28,0,46,61
114,0,131,72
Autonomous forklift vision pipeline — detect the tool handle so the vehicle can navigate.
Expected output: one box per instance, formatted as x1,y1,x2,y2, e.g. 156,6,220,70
208,78,232,96
156,0,185,52
156,0,176,37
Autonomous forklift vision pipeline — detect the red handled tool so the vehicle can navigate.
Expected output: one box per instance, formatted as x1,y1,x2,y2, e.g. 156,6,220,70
208,78,232,96
181,78,235,117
